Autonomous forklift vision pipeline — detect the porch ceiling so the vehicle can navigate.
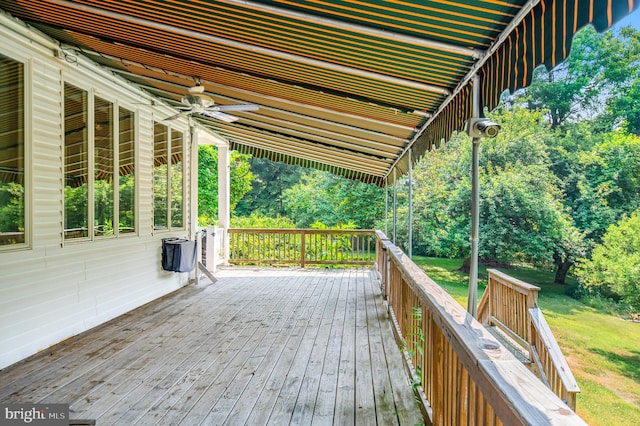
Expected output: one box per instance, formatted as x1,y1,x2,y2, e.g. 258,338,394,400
0,0,637,185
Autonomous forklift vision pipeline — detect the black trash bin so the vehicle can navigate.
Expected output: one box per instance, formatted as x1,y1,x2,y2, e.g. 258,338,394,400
162,238,197,272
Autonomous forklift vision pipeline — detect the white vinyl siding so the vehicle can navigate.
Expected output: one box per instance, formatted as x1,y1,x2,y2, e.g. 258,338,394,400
0,15,198,369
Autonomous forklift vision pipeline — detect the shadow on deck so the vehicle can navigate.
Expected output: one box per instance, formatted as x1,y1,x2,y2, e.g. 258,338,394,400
0,267,424,425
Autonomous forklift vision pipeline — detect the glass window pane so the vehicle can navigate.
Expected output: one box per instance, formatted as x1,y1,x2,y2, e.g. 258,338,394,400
153,122,168,230
119,106,135,234
94,97,114,237
64,83,89,239
170,130,183,228
0,55,25,246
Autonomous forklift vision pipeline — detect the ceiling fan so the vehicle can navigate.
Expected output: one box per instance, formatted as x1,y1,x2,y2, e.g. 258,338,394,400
165,83,258,122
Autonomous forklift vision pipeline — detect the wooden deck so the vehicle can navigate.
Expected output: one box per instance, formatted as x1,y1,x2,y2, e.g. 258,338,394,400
0,267,424,425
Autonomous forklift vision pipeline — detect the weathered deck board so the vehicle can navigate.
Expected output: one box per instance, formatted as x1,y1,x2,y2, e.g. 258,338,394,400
0,268,423,425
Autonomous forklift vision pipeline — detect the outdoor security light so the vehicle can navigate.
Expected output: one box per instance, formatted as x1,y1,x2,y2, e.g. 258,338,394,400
466,118,501,138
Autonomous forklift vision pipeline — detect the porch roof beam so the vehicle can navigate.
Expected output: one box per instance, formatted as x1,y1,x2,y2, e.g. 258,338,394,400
51,0,451,96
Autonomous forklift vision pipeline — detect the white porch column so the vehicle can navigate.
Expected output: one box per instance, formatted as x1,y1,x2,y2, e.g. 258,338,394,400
218,143,231,264
190,126,200,283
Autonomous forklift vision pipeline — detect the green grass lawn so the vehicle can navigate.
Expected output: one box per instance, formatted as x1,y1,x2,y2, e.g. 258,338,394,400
412,256,640,426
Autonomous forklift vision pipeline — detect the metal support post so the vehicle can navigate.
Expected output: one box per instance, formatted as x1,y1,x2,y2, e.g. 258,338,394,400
408,149,413,258
392,168,397,245
467,74,481,317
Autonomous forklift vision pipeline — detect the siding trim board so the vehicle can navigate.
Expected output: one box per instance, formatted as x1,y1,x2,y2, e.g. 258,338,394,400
0,14,199,369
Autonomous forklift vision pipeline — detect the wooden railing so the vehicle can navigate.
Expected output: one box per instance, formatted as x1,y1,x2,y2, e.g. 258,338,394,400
228,228,375,267
478,270,541,349
375,231,585,425
477,269,581,410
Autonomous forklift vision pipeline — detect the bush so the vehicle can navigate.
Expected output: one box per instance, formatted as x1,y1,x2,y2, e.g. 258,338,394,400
230,213,296,229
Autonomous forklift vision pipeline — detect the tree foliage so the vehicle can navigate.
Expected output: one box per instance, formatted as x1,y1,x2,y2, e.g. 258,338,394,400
576,211,640,311
281,170,384,229
234,158,306,218
393,106,578,274
197,145,254,225
571,131,640,242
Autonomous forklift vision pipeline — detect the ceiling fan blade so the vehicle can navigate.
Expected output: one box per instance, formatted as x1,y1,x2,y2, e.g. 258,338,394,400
184,94,202,105
164,112,186,121
214,104,259,112
202,110,239,123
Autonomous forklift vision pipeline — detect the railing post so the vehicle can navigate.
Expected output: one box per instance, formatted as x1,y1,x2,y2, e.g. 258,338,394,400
300,230,306,268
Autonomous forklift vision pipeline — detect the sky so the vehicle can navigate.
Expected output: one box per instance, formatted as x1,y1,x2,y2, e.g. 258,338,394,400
612,7,640,30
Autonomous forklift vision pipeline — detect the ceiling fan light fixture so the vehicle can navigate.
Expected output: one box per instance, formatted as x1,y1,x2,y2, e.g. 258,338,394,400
188,84,205,94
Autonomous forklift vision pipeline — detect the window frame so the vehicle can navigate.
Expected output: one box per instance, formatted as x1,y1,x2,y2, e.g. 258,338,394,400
62,79,138,244
153,122,186,233
0,53,30,252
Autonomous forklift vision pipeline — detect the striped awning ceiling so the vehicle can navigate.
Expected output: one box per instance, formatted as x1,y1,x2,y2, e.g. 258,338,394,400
0,0,637,185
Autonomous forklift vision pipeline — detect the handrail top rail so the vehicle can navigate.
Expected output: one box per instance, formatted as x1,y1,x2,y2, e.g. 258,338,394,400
488,268,541,293
378,237,585,425
529,307,581,392
228,228,375,235
375,229,390,240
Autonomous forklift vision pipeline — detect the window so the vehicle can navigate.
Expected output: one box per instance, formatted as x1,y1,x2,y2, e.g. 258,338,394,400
94,96,114,237
0,55,25,247
64,83,89,239
170,129,184,228
118,107,135,234
153,123,168,230
64,83,136,240
153,122,184,230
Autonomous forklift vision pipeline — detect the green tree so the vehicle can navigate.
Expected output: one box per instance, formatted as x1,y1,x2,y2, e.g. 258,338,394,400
524,27,607,128
571,131,640,242
400,106,583,282
234,158,305,217
197,145,254,225
576,210,640,312
597,27,640,134
282,170,384,228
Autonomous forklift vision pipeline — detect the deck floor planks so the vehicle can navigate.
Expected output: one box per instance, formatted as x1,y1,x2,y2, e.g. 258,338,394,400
287,271,341,425
214,272,337,425
0,286,201,401
264,270,336,425
184,269,326,424
69,279,259,420
0,267,423,425
334,269,357,425
311,267,351,425
371,276,426,426
363,270,403,426
148,270,312,426
241,272,329,425
41,285,227,409
354,267,377,424
96,273,267,424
